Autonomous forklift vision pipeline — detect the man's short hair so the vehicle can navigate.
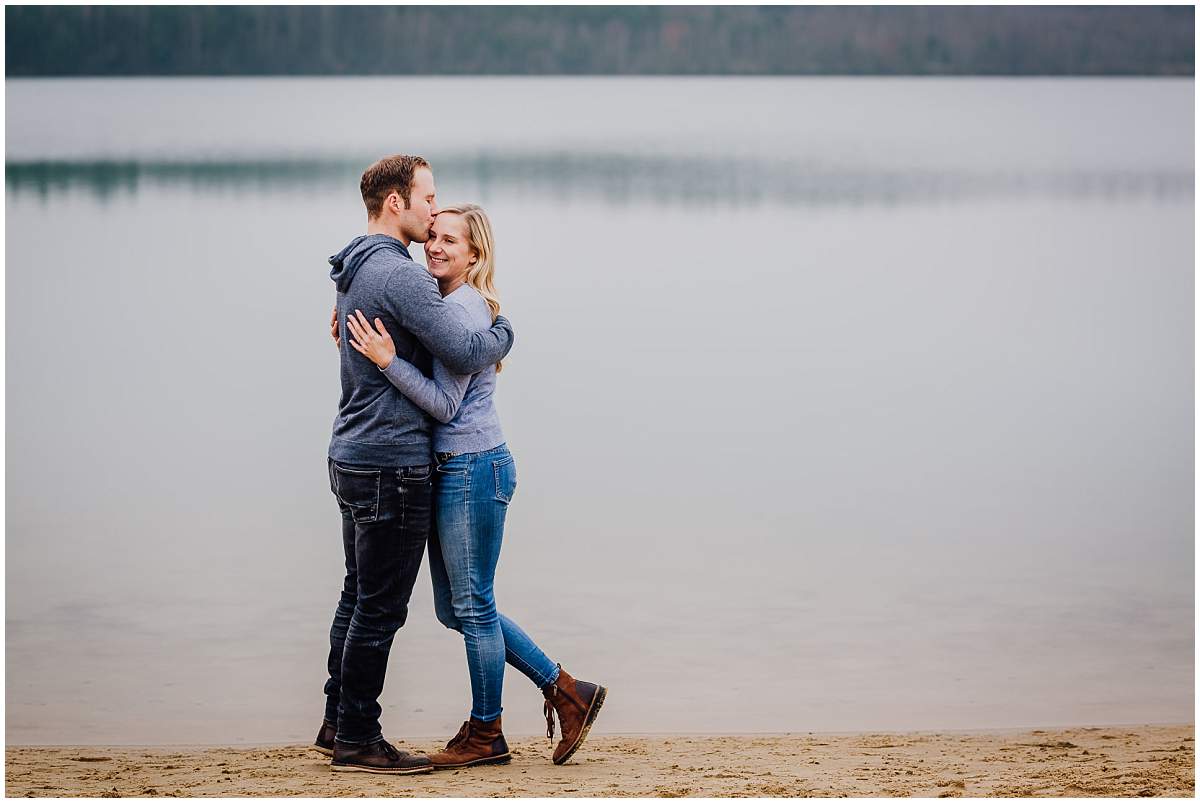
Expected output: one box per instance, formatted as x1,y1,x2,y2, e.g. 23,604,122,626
360,154,430,218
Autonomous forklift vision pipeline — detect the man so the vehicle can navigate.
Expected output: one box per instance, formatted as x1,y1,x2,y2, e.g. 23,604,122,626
315,154,515,774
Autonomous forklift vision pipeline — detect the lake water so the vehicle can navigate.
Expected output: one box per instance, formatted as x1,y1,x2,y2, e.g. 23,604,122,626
5,77,1194,745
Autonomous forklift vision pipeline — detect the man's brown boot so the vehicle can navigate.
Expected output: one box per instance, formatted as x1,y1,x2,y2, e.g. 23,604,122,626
542,665,607,765
313,720,337,757
331,738,433,774
428,716,511,769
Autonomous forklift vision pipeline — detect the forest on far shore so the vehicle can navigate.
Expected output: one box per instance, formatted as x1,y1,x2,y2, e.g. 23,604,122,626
6,6,1194,76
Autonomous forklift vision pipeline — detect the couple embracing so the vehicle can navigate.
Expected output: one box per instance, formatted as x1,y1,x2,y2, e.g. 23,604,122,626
316,154,606,774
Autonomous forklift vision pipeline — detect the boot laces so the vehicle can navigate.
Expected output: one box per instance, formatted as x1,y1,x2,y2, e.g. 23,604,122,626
446,721,471,750
380,740,402,762
544,685,558,741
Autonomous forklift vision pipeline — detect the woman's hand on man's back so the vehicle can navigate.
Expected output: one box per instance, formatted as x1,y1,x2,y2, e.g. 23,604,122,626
346,309,398,371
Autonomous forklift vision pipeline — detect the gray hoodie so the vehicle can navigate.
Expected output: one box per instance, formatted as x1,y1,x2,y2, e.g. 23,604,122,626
327,234,513,467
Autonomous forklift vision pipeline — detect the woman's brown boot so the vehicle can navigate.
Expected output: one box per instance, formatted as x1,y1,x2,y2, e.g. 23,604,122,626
542,665,608,765
428,716,511,769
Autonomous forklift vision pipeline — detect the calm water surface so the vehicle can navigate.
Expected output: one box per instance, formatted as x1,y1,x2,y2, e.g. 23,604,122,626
5,77,1194,744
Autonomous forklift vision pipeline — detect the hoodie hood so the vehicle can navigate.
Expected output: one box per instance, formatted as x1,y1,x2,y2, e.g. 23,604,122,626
328,234,412,293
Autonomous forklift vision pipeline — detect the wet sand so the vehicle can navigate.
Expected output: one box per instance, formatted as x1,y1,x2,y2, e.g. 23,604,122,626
6,724,1192,797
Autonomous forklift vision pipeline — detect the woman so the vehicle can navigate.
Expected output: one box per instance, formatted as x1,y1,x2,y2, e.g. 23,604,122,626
343,204,606,769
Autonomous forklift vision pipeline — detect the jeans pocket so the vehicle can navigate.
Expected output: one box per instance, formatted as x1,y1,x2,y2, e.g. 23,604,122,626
492,454,516,504
331,463,381,523
400,464,433,484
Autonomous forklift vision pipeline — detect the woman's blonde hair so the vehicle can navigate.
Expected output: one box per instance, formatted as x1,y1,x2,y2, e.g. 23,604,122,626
440,203,503,371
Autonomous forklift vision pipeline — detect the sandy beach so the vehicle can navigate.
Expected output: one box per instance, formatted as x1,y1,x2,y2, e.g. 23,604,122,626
5,724,1192,797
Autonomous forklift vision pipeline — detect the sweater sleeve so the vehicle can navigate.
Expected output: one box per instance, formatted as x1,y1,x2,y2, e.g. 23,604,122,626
380,356,471,425
383,265,513,374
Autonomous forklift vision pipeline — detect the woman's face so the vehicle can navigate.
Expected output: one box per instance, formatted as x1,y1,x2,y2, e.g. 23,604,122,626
424,213,475,286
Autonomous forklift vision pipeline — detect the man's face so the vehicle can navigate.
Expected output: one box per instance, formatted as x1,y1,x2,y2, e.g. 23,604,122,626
398,167,437,243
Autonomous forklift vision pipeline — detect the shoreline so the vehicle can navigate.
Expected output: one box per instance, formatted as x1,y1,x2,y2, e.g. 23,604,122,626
6,723,1193,797
11,720,1194,746
7,721,1195,748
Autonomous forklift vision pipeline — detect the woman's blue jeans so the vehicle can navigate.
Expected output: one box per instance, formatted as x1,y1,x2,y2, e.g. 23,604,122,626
429,444,560,722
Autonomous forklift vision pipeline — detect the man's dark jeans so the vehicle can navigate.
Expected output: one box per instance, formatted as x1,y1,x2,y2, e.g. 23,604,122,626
324,458,433,744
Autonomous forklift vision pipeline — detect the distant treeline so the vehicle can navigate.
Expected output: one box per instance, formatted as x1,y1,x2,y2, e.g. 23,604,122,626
6,6,1194,77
